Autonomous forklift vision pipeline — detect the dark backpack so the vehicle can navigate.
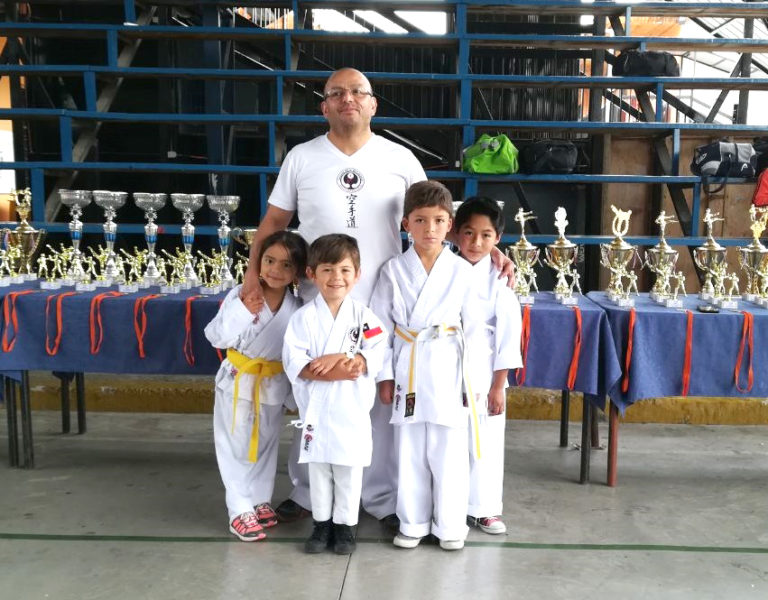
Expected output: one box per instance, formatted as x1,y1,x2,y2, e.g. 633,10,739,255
613,50,680,77
690,141,757,179
519,140,578,174
753,137,768,174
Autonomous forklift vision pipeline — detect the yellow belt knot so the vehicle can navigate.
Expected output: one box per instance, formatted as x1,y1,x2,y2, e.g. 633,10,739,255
226,348,283,462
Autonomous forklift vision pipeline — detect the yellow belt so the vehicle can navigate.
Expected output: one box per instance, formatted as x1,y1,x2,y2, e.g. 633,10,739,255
226,348,283,463
394,324,481,458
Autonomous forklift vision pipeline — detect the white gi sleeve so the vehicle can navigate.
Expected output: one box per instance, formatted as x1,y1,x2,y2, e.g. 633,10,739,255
358,308,388,379
493,286,524,371
266,148,299,212
203,285,257,349
368,261,397,382
282,309,313,385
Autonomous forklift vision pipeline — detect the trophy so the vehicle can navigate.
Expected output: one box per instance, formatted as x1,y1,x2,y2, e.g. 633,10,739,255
170,193,205,288
544,207,580,305
506,208,539,304
644,210,681,307
134,193,168,286
58,189,95,290
738,205,768,305
232,227,258,249
1,188,46,282
206,195,240,290
92,190,128,285
600,205,638,307
693,209,727,301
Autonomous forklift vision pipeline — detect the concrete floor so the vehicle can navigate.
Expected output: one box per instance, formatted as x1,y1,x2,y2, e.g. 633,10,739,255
1,411,767,600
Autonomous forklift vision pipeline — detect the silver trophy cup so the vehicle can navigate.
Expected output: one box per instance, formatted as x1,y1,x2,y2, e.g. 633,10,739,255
134,193,168,285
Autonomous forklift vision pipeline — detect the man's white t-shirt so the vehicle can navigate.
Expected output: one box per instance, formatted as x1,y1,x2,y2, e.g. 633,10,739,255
268,133,427,303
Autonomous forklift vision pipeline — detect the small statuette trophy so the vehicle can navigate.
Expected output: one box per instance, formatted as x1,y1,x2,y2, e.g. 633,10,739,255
738,205,768,305
600,205,638,307
544,207,580,305
231,227,258,249
134,193,168,287
58,189,96,291
506,208,539,305
693,209,727,301
92,190,128,286
170,193,205,288
1,188,47,283
206,195,240,291
644,210,682,307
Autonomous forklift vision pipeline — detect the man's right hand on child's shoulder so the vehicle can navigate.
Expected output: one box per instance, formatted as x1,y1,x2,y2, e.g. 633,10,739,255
378,380,394,404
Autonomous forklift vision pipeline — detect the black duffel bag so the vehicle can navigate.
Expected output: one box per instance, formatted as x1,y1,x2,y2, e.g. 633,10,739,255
613,50,680,76
520,140,578,174
690,141,757,178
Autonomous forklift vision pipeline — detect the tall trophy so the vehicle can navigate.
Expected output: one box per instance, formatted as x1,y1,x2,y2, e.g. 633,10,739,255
644,210,681,307
693,209,727,301
134,193,168,286
506,208,539,305
170,193,205,288
58,189,94,289
206,195,240,290
738,205,768,305
544,207,580,305
1,188,46,282
600,205,638,307
93,190,128,285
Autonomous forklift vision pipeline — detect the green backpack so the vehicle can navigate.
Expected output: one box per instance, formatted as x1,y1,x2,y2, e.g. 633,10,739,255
462,133,519,174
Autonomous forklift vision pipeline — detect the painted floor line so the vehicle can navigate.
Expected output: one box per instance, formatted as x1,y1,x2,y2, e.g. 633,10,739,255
1,532,767,554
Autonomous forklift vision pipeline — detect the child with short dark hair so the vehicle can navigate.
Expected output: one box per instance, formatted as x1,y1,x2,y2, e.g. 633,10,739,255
204,230,308,542
371,180,480,551
454,197,522,535
282,233,388,555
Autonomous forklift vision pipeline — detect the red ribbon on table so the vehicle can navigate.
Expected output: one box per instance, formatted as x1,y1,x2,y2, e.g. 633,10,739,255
45,291,78,356
2,290,38,352
734,310,754,393
133,293,163,359
621,308,636,393
89,291,124,355
566,306,582,390
183,295,204,366
515,304,531,386
681,310,694,397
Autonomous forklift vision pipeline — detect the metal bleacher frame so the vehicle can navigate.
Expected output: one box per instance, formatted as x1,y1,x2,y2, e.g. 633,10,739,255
0,0,766,249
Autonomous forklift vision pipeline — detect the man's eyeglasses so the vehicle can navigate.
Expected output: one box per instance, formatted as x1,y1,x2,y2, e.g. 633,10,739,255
323,87,374,101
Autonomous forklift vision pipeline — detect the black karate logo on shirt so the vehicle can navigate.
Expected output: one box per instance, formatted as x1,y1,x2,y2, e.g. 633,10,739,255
336,168,365,229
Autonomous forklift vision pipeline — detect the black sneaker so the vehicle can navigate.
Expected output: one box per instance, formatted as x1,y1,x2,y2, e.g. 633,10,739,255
275,498,312,523
304,519,334,554
380,513,400,534
333,523,356,555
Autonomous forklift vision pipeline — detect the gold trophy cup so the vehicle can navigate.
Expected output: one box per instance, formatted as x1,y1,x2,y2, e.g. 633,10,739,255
2,188,47,282
693,209,727,300
506,208,539,305
600,205,637,306
544,207,580,305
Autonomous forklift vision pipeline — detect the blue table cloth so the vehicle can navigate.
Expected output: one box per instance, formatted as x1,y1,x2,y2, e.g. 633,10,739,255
0,285,223,375
588,292,768,413
509,292,622,409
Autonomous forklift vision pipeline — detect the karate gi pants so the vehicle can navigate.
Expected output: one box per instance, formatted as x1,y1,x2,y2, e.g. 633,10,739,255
396,422,469,541
287,396,397,518
308,463,363,525
213,393,283,521
468,412,506,518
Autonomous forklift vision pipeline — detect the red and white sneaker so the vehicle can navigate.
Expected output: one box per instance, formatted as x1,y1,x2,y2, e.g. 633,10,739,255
468,515,507,535
230,511,266,541
255,503,278,528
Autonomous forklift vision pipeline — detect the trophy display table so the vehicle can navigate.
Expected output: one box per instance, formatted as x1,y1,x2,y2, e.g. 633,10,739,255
509,292,623,483
588,291,768,487
1,284,223,467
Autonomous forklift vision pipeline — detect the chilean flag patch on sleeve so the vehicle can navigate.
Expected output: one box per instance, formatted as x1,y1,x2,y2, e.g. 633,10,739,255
363,323,382,339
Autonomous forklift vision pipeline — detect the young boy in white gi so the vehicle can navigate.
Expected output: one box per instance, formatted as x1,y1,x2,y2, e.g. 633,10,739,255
455,197,523,535
283,234,388,555
371,180,479,551
204,231,307,541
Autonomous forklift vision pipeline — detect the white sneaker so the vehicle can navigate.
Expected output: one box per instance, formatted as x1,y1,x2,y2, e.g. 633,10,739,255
439,538,465,551
393,533,422,548
468,515,507,535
